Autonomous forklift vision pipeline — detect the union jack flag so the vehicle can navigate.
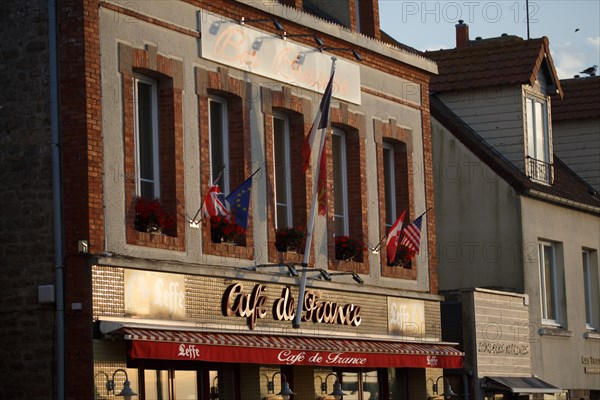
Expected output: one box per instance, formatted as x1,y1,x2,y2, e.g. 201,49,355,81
201,185,228,219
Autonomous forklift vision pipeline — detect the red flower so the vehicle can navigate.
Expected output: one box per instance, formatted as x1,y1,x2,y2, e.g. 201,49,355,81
335,236,364,261
134,197,175,234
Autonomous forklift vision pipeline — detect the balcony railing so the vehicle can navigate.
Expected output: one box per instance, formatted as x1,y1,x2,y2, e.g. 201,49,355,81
527,156,553,184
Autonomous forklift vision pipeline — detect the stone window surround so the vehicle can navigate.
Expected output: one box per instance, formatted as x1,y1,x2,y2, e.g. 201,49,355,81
196,66,254,260
326,103,369,275
119,43,186,251
261,86,313,265
374,118,416,280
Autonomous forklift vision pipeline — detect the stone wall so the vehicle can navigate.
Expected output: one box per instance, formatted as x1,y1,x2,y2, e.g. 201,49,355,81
0,1,55,399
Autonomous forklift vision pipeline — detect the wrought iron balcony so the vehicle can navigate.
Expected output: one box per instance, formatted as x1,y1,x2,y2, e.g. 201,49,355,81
526,156,553,184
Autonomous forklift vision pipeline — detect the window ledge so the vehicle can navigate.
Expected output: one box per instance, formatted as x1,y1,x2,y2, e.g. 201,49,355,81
583,331,600,341
539,327,572,337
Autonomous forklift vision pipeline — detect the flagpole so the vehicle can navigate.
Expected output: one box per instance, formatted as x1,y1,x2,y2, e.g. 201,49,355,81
293,57,337,329
191,164,226,223
372,207,432,252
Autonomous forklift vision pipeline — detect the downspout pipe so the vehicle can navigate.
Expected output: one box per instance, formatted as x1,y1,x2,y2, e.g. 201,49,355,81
49,0,65,398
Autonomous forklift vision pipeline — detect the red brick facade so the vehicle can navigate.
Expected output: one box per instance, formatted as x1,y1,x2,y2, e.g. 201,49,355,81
54,0,438,395
196,66,254,260
58,0,103,398
119,43,186,251
262,87,315,265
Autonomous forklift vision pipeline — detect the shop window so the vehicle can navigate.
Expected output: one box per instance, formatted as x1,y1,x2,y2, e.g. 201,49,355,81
539,241,566,326
336,369,382,400
583,249,599,330
175,370,198,399
145,369,170,400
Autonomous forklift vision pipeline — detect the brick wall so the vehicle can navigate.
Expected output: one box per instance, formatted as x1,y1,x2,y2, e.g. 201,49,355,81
58,0,103,398
0,1,56,397
196,66,254,259
119,43,186,251
262,86,314,265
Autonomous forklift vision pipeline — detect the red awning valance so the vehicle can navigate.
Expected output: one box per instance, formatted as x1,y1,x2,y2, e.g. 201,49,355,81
123,328,463,369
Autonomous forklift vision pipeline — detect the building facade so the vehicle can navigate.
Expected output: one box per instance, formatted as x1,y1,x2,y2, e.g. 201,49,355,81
552,76,600,192
429,22,600,400
2,0,466,399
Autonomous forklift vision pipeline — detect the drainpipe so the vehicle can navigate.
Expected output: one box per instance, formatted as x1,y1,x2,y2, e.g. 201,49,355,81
49,0,65,398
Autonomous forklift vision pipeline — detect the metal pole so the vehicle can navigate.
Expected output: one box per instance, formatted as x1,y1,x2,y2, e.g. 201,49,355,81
293,58,336,328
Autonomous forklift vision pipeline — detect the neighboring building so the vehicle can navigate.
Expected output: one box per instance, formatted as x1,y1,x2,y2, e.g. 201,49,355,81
0,1,56,399
428,22,600,400
2,1,466,399
442,288,562,400
552,76,600,192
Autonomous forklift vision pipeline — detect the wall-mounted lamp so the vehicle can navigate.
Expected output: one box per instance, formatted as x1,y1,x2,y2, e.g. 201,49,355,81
323,372,345,400
106,369,138,399
240,17,284,32
243,264,299,277
432,376,458,399
288,266,332,281
319,47,362,62
266,371,295,400
328,271,364,284
210,376,219,399
283,33,324,47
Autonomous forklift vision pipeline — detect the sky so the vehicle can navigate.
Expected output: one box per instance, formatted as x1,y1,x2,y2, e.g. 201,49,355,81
378,0,600,79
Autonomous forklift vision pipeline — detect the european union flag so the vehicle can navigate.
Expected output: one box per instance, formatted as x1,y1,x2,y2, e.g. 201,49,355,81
225,172,256,229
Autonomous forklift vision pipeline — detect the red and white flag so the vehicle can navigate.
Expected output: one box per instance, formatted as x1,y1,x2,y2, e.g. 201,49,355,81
201,185,228,219
386,210,406,265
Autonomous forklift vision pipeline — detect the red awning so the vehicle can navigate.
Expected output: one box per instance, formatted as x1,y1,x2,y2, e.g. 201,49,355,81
123,328,463,369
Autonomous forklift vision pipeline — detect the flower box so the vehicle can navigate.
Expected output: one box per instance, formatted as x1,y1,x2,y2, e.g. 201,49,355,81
134,197,175,235
275,226,306,253
335,236,366,262
390,245,415,268
210,215,246,245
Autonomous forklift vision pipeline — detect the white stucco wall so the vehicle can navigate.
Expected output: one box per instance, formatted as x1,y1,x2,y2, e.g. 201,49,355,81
520,196,600,390
431,117,523,292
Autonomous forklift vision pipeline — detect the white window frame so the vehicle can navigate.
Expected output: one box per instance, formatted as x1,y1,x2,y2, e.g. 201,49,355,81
133,75,160,199
525,94,551,183
382,141,396,230
208,96,230,195
583,249,599,331
273,112,293,229
332,128,349,237
538,241,561,326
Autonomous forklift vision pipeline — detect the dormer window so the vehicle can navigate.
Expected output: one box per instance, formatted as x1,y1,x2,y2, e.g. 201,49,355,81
525,95,553,183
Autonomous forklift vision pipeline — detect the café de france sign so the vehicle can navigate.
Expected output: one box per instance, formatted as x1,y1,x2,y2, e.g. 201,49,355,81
199,11,361,104
223,283,362,330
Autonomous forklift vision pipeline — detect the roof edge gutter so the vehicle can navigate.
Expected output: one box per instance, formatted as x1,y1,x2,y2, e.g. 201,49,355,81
526,189,600,215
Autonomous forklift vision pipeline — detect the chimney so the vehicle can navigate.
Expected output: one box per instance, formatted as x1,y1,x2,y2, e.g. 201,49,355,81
455,20,469,48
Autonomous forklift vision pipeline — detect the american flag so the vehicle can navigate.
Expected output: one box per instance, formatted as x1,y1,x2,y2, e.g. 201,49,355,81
400,215,423,254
